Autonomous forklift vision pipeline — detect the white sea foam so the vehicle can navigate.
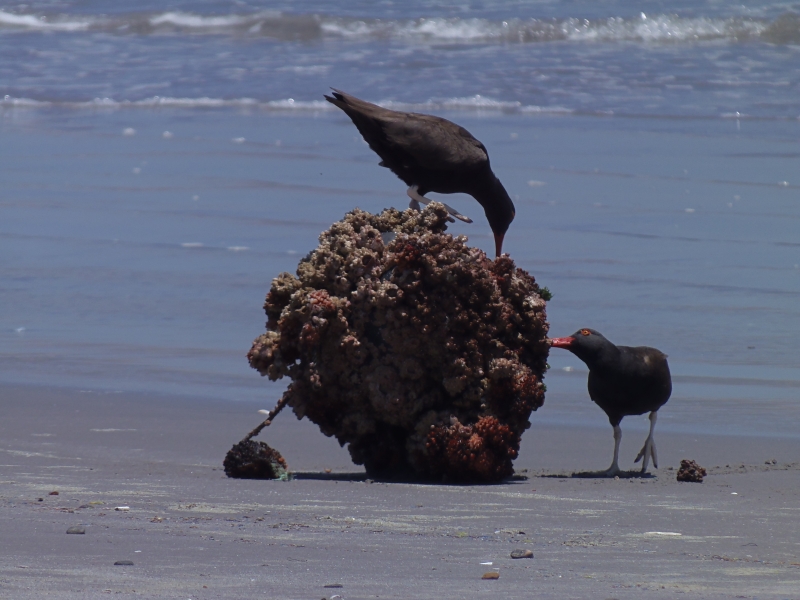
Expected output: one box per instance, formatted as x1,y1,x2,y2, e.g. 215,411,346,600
0,9,779,43
265,98,331,110
1,95,49,107
0,94,781,120
563,14,766,43
0,9,90,31
132,96,259,107
149,12,250,29
317,14,769,44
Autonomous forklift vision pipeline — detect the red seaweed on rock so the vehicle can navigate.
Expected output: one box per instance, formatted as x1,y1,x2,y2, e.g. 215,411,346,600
248,203,550,482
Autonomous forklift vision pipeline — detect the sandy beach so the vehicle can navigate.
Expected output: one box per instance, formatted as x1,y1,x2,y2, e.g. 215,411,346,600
2,382,799,599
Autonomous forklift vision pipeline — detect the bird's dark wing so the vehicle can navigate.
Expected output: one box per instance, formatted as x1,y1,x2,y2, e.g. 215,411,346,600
379,113,490,171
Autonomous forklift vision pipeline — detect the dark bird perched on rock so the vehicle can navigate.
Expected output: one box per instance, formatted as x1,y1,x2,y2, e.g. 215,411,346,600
324,89,516,257
549,328,672,476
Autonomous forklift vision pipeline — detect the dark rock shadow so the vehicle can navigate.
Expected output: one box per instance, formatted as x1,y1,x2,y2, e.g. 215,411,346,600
292,471,368,482
290,472,531,485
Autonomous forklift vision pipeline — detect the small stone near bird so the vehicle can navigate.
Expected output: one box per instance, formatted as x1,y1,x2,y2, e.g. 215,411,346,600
676,459,707,482
66,526,85,535
510,549,534,559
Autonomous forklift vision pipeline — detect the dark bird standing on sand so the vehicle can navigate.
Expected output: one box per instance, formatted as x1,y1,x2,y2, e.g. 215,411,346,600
324,89,516,257
550,329,672,476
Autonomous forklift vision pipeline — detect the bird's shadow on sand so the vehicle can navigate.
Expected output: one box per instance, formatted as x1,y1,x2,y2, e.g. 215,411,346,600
537,469,656,480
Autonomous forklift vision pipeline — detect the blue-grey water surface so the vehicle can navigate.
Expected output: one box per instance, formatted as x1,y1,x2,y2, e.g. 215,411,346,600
1,0,799,440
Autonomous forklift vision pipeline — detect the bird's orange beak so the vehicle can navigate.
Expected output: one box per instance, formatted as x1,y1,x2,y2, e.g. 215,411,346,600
494,233,505,258
549,337,575,348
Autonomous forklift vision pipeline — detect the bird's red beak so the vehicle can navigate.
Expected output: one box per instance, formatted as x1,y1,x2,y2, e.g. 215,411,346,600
549,337,575,348
494,233,505,258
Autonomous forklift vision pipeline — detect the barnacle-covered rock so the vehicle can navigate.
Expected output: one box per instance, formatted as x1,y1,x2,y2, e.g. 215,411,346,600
223,440,289,480
676,459,707,483
248,203,550,482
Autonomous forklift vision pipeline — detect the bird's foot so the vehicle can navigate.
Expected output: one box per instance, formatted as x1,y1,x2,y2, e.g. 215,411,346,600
406,186,472,223
634,436,658,473
601,465,622,477
408,198,421,211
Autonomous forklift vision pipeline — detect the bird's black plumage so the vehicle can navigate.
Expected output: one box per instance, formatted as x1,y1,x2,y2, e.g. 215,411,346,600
550,328,672,475
324,89,516,257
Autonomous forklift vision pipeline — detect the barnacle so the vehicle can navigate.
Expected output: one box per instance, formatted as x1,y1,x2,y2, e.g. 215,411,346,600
248,203,550,482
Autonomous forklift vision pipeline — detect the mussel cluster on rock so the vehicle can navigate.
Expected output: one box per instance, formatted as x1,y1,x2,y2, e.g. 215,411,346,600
248,203,550,482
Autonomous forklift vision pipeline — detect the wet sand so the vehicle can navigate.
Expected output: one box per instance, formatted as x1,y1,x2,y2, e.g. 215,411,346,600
2,383,799,599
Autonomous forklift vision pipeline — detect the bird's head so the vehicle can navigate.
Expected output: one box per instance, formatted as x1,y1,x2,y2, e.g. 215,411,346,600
483,178,516,258
549,328,614,365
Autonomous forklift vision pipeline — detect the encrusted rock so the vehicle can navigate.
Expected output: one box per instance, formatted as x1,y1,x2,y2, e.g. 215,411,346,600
676,459,707,482
248,203,550,482
223,440,289,480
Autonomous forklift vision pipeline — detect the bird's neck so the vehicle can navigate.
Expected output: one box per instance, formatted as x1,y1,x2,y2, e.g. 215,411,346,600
472,173,502,204
475,176,514,222
576,344,622,371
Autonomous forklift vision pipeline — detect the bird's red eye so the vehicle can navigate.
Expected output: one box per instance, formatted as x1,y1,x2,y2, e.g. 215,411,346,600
580,329,591,336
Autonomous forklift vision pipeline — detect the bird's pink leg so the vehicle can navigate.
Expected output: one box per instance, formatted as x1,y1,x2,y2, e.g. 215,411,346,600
407,186,422,211
601,424,622,476
406,186,473,224
634,411,658,472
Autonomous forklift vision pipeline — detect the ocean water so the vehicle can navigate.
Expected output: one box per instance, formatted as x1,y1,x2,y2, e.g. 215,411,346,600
1,1,799,440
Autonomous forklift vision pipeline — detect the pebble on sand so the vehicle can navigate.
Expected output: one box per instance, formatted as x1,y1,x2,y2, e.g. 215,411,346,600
510,549,534,559
482,572,500,580
676,459,707,482
49,491,59,495
114,560,134,566
66,526,85,534
323,584,343,588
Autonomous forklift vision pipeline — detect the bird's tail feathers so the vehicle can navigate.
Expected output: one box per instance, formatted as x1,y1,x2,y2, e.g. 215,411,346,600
324,88,385,116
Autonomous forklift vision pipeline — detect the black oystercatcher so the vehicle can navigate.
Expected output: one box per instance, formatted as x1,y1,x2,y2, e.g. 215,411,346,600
550,329,672,476
324,89,516,257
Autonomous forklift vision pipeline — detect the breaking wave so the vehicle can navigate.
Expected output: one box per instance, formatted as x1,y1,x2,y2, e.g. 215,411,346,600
1,9,799,44
0,93,575,114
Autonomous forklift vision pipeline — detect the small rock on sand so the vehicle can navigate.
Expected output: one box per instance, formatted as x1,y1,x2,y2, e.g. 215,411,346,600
113,560,134,566
66,526,85,534
677,459,707,482
510,549,534,559
482,572,500,580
